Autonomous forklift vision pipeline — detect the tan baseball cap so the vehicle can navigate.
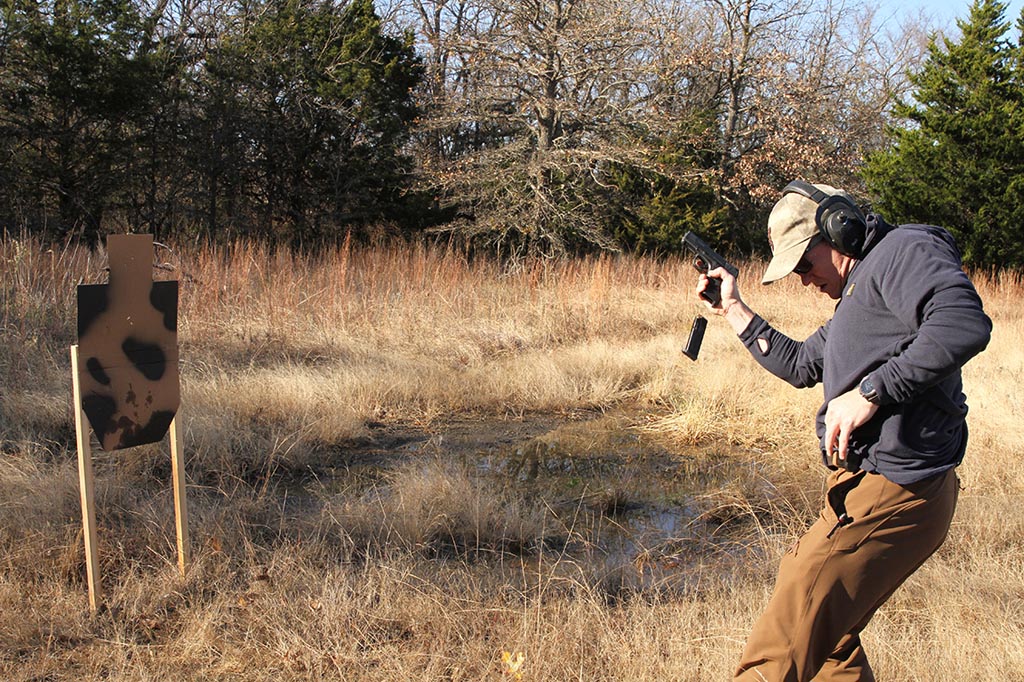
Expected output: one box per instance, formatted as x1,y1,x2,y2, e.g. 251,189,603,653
761,183,853,284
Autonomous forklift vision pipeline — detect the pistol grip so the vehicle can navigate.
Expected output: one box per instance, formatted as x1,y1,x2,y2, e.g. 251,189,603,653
700,278,723,307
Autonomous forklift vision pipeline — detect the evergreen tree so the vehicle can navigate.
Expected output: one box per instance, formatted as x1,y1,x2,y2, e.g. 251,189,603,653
0,0,169,244
861,0,1024,268
196,0,422,244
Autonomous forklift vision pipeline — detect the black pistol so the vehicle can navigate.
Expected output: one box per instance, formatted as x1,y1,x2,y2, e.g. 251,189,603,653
681,232,738,361
682,231,739,307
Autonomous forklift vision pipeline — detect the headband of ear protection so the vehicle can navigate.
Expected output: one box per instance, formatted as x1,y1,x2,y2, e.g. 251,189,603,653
782,180,868,259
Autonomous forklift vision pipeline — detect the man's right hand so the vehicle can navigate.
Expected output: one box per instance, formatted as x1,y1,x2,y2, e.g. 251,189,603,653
698,267,755,334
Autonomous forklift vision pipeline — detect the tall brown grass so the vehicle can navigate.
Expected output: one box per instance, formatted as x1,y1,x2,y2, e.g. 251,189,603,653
1,235,1022,680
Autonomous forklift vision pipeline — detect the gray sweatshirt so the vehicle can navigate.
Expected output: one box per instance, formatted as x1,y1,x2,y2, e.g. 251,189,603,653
739,218,992,484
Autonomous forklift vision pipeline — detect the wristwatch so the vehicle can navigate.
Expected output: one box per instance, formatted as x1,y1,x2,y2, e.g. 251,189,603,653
859,375,881,404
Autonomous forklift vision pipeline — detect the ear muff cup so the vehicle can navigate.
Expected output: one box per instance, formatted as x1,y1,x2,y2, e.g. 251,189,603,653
782,180,868,259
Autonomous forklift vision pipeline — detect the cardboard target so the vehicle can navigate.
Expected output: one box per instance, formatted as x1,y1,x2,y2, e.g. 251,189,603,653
76,234,180,451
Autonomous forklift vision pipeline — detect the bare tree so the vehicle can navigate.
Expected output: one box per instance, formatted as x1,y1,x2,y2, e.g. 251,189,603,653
387,0,679,255
388,0,936,253
720,0,932,205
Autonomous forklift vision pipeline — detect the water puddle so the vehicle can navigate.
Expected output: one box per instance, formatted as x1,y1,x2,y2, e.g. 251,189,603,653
300,406,772,591
453,409,770,589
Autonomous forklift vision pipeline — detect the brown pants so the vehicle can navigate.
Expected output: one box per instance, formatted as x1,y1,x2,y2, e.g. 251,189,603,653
734,467,959,682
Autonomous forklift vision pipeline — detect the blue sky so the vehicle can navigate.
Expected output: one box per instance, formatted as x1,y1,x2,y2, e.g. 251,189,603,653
881,0,1024,28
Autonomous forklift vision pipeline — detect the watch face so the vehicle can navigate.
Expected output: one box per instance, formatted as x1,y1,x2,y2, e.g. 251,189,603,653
860,376,878,402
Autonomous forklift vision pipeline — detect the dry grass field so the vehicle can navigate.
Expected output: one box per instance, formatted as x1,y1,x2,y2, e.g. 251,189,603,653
1,234,1022,680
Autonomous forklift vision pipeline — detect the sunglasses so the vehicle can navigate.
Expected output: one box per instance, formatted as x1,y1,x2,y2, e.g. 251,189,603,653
792,236,822,276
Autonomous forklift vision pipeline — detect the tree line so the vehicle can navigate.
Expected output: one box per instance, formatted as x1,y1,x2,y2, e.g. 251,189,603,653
1,0,1022,267
0,0,422,247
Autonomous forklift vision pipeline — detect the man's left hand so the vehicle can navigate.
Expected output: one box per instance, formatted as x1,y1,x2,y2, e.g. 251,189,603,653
824,389,880,467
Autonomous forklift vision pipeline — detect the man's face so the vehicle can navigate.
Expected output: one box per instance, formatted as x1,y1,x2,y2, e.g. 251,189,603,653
793,240,848,299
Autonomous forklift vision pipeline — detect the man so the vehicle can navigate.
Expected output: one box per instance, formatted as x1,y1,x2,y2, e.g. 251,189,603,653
696,181,992,681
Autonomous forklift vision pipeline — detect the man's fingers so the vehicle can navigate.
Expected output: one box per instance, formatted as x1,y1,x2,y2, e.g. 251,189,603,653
824,414,850,467
825,421,839,462
836,430,849,465
829,439,846,467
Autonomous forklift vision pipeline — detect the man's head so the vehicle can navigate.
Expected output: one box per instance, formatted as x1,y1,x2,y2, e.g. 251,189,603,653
762,182,862,299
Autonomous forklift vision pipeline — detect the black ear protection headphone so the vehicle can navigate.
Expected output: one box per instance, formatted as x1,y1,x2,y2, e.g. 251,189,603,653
782,180,868,259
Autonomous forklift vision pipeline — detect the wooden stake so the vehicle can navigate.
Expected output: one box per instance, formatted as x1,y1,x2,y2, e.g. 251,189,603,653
169,416,189,577
71,344,101,613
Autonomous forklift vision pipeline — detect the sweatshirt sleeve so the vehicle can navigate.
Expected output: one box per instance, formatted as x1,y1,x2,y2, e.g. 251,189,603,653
867,231,992,406
739,314,828,389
